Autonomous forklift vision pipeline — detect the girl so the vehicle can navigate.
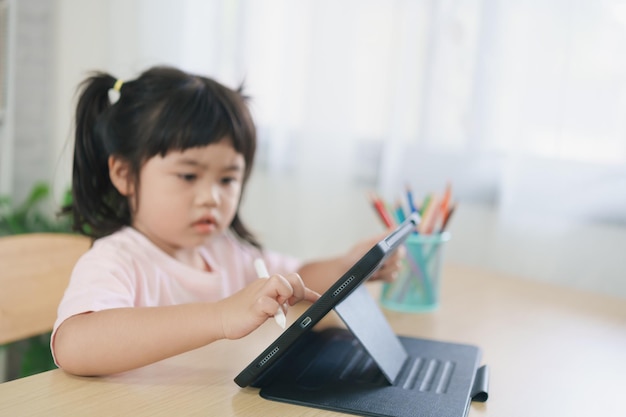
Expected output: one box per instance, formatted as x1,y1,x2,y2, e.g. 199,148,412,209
52,66,403,377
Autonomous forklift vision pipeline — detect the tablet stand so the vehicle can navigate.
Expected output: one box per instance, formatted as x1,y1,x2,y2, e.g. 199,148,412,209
259,285,489,417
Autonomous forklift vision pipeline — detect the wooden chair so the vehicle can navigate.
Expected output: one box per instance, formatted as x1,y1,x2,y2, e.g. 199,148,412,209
0,233,91,345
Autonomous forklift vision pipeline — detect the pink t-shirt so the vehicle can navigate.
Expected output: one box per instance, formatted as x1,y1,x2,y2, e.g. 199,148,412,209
51,227,300,359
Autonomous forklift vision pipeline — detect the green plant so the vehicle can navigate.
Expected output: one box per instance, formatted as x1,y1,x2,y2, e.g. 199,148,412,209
0,182,73,380
0,182,72,236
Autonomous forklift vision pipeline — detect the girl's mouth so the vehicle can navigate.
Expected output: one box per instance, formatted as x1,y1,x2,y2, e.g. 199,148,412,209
193,217,217,234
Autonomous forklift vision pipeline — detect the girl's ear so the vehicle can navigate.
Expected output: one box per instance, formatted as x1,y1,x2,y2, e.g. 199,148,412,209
108,156,135,196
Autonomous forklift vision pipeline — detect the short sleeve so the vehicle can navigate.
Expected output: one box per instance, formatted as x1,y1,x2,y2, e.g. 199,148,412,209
51,246,137,363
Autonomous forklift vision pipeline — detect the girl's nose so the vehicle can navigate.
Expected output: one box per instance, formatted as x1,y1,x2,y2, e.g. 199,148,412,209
198,185,220,206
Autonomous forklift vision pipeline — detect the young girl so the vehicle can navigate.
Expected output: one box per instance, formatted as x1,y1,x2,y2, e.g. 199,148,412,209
52,66,404,377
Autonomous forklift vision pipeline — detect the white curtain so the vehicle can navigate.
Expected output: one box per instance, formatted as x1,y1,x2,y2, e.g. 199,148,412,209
170,0,626,219
228,0,626,296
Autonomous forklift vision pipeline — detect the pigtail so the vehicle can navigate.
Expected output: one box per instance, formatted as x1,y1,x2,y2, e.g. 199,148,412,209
65,72,130,237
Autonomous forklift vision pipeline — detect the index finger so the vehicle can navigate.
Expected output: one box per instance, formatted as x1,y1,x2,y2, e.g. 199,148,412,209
282,272,321,305
302,287,321,304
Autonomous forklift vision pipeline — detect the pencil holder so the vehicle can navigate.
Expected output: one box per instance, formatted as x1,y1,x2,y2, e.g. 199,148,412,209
380,232,450,313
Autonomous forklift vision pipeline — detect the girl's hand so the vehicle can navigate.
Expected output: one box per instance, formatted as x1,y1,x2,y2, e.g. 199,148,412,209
345,231,406,283
217,273,319,340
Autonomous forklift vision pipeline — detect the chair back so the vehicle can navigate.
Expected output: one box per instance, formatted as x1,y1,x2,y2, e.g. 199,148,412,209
0,233,91,345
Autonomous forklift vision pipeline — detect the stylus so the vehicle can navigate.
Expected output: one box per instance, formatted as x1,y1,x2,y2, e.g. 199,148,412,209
253,258,287,329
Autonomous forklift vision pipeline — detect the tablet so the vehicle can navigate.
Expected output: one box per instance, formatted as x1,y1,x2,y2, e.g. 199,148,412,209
234,212,419,387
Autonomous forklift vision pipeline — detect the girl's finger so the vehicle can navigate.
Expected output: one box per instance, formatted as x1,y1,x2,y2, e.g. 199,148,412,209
263,274,294,305
303,287,321,303
281,272,321,304
280,272,305,301
255,294,284,318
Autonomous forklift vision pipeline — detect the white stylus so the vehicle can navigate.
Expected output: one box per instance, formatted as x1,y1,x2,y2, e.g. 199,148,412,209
253,258,287,329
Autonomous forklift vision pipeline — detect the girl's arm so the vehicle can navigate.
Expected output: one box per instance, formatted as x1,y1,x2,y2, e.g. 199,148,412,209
53,273,318,376
298,232,406,294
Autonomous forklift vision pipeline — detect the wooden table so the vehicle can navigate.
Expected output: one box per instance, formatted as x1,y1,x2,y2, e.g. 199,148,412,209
1,264,625,417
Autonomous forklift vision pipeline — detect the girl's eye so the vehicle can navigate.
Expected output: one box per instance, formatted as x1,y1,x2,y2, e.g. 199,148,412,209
178,173,197,182
221,176,239,185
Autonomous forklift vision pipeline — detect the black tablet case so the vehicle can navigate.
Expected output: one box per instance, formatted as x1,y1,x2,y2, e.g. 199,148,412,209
235,214,421,388
257,285,489,417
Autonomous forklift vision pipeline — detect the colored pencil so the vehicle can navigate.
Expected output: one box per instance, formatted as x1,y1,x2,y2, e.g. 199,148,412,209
369,192,395,228
394,200,406,223
405,185,418,214
437,182,452,231
440,202,457,232
419,194,439,234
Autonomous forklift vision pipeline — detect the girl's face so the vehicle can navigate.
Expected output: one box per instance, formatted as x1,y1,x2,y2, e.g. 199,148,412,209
129,141,245,256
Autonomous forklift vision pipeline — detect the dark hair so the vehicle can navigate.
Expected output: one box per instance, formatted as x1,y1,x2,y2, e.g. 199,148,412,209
64,66,260,248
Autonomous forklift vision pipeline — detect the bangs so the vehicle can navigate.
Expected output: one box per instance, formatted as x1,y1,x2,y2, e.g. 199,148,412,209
143,88,232,156
139,78,255,165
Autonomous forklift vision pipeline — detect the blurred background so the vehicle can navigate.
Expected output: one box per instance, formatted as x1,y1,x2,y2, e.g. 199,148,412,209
1,0,625,298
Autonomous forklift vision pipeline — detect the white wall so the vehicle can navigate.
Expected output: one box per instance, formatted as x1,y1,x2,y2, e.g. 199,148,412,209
1,0,55,201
